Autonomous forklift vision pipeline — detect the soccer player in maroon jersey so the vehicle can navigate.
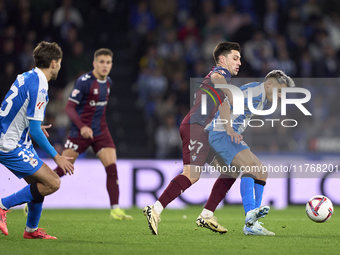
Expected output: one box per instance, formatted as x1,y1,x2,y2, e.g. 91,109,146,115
143,42,242,235
25,48,132,220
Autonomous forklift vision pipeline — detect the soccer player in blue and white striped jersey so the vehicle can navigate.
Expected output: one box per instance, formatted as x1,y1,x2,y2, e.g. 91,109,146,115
0,41,74,239
203,70,295,235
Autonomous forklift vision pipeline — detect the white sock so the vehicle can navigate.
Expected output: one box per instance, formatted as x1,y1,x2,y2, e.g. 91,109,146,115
25,226,38,233
0,199,8,210
153,201,164,215
201,208,213,218
111,204,120,210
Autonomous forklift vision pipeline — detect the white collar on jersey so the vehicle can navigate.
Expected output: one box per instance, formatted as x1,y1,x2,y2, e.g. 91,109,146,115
97,79,107,84
34,67,48,85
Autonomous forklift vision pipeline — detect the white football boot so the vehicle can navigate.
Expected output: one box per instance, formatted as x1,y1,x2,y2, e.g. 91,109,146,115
244,205,270,227
243,221,275,235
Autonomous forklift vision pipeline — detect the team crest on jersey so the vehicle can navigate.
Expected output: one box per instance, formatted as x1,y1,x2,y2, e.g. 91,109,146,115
29,158,38,167
93,88,99,95
192,154,197,162
241,141,247,146
219,70,226,75
39,88,47,94
72,89,80,97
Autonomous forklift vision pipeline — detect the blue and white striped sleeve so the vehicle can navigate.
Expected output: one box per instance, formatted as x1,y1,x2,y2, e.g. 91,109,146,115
27,76,49,121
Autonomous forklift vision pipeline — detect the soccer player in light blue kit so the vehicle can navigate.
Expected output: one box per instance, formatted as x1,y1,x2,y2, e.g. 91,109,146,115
0,41,74,239
204,70,295,235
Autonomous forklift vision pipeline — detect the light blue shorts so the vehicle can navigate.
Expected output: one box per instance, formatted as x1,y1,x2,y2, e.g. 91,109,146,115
0,145,43,179
209,131,249,165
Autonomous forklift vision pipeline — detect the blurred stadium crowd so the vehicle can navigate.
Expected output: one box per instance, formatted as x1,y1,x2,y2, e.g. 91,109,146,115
0,0,340,158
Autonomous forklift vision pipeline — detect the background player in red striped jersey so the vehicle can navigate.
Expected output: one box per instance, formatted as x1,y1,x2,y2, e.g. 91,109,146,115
143,42,242,235
25,48,132,220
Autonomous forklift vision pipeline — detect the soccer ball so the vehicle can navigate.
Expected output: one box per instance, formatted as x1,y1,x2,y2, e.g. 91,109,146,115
306,195,333,223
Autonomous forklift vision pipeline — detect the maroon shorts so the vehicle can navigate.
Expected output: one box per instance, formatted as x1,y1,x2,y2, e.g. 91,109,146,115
64,129,116,155
180,123,216,166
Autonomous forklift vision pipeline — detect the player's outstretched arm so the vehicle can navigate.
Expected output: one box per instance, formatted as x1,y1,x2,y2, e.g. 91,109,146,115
218,101,243,144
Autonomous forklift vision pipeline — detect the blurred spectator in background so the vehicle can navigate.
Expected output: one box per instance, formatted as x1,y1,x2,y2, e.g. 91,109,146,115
0,0,7,32
36,10,55,43
219,4,251,37
243,30,274,74
158,29,183,60
155,114,181,159
263,0,282,36
53,0,83,29
20,42,35,71
66,40,91,80
0,62,16,101
0,39,21,73
53,0,83,40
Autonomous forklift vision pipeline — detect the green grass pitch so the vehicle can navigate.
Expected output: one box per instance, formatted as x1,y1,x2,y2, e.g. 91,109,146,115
1,205,339,255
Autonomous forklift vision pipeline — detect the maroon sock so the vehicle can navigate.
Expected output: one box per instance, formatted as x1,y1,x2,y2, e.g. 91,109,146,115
55,166,65,177
204,176,236,212
158,175,192,208
105,163,119,206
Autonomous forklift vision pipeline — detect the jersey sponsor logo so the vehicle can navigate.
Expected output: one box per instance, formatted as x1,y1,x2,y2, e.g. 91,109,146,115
89,100,107,106
36,102,45,109
93,88,99,95
81,74,91,81
39,88,47,94
71,89,80,97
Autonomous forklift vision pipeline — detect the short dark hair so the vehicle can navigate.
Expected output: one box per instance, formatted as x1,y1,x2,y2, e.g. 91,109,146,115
33,41,63,68
94,48,113,59
213,42,241,64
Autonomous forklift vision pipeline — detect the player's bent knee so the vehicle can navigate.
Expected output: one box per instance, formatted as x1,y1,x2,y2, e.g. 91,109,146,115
182,167,201,184
53,177,61,191
189,176,200,184
181,172,200,184
48,176,61,194
255,170,268,181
